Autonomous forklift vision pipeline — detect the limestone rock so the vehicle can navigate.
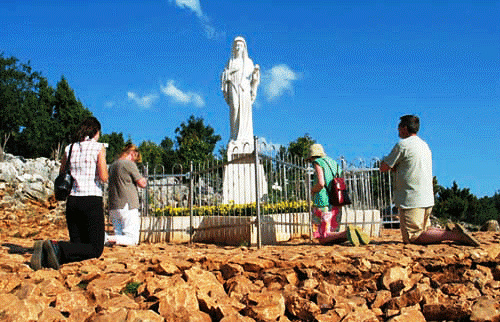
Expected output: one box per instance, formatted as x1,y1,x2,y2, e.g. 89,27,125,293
422,300,471,321
126,309,164,322
382,266,409,295
387,304,426,322
38,307,68,321
185,266,245,320
341,306,379,322
156,276,200,320
481,220,500,232
221,262,244,279
225,274,261,301
371,290,392,308
1,190,500,321
99,294,140,311
54,291,91,312
243,290,286,321
470,297,500,322
284,292,321,321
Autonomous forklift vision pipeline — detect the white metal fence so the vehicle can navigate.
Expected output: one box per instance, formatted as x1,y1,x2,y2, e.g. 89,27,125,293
136,138,395,246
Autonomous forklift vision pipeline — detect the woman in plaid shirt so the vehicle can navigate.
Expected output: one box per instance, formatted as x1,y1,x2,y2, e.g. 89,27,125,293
31,117,109,270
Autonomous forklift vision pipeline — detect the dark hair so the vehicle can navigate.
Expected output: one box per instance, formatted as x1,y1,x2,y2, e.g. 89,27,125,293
73,117,101,143
399,115,420,134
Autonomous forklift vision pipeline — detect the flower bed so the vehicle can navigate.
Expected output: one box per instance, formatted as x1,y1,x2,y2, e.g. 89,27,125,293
151,200,311,217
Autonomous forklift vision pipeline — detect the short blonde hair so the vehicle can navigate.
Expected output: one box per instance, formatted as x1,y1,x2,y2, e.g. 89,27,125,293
121,143,142,163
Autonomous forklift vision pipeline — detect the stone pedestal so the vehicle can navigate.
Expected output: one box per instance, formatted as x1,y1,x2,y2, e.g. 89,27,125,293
222,140,268,205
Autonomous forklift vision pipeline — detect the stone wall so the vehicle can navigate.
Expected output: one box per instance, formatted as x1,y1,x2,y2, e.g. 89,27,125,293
0,153,60,206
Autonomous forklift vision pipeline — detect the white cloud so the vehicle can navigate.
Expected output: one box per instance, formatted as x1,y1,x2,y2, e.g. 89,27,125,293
161,80,205,107
171,0,203,17
263,64,300,101
104,101,115,108
127,92,159,109
169,0,223,39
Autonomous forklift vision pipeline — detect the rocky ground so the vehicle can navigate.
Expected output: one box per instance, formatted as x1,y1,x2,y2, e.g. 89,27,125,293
1,192,500,321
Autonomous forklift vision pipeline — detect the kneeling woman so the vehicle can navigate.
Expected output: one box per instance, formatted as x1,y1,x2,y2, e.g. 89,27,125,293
308,144,370,246
105,144,147,246
31,117,109,270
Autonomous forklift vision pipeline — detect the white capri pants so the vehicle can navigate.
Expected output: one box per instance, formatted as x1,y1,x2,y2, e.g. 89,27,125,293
109,203,141,245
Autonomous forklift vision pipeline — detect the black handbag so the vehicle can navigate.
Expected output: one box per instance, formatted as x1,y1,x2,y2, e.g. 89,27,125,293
54,144,74,201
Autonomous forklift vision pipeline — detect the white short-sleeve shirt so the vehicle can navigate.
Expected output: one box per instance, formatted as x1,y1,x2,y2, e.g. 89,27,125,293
383,136,435,209
66,141,105,197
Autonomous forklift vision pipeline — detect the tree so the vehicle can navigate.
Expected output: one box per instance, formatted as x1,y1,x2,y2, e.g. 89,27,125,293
0,54,94,160
139,141,167,173
174,115,221,170
271,134,316,201
434,181,479,223
287,133,315,159
474,197,498,225
0,54,37,154
100,132,126,163
218,145,228,162
492,191,500,217
16,77,56,158
53,77,92,145
160,136,178,173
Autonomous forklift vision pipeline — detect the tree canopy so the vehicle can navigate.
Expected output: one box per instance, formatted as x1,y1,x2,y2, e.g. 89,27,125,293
100,132,130,163
174,115,221,170
434,181,499,226
0,54,91,159
287,133,315,159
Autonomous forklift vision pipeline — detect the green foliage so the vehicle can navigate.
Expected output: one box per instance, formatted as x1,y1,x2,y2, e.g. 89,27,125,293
434,181,499,225
264,134,315,201
175,115,221,170
123,282,141,296
434,181,476,222
95,115,222,175
474,197,498,225
287,133,315,159
218,145,228,162
0,54,92,159
160,136,178,173
0,54,38,153
15,78,56,158
100,132,126,163
52,77,92,144
139,141,167,172
492,191,500,215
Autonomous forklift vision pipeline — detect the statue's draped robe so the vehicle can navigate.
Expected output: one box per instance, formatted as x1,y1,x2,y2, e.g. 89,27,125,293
222,51,255,142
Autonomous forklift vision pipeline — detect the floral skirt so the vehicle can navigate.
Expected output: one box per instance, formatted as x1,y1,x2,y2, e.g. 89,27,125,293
312,206,339,239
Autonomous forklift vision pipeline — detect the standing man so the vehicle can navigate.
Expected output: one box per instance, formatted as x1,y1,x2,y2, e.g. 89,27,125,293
380,115,479,246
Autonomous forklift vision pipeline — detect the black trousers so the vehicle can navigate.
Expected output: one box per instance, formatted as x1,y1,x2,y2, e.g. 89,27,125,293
59,196,105,264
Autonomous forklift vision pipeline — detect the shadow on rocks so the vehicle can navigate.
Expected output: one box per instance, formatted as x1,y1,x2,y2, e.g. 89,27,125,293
2,243,32,255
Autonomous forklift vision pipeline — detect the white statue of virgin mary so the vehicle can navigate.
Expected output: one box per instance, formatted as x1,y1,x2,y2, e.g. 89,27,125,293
221,36,260,143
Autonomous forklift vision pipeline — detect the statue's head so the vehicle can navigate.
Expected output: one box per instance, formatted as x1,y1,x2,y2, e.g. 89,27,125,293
232,36,248,59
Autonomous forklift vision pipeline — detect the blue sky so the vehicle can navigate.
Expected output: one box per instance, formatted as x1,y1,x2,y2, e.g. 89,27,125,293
1,0,499,197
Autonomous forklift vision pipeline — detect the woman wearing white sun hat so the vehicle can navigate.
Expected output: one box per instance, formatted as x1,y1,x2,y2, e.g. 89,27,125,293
308,143,370,246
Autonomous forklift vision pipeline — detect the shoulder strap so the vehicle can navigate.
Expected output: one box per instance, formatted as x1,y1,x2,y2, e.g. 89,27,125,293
316,158,338,195
322,157,340,178
66,144,74,174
